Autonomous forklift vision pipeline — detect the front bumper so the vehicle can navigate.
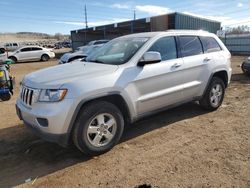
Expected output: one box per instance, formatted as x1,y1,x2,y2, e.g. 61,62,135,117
16,98,76,146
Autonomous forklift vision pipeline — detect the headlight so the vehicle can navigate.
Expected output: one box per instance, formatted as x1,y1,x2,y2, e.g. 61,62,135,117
39,89,67,102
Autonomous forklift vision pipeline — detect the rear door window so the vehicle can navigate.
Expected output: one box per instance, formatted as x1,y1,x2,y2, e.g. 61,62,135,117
179,36,203,57
20,48,31,52
31,47,42,51
148,36,177,61
200,37,222,53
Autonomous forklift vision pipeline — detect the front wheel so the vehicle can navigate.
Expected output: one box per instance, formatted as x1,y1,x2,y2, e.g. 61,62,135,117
199,77,225,111
8,56,17,63
73,101,124,156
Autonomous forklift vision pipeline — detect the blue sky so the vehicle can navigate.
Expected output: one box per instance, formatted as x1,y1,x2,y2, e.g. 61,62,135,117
0,0,249,34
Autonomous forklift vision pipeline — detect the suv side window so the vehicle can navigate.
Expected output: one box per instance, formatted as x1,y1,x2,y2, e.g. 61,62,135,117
148,36,177,61
20,48,31,52
179,36,203,57
200,37,222,53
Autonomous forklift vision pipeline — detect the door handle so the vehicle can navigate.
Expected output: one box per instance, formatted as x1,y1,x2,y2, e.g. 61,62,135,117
172,63,182,68
204,57,211,62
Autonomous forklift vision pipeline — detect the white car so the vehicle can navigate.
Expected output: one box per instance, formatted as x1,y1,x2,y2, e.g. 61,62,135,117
8,46,55,63
59,40,109,64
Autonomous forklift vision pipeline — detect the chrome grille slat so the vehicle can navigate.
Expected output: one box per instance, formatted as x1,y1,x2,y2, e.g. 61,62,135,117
20,86,35,106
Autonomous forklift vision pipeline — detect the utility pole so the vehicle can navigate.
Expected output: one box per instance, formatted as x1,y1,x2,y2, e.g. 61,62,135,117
131,9,136,33
84,4,88,44
84,4,88,29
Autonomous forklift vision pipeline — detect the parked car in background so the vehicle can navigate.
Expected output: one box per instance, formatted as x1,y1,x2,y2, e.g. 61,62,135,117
4,42,19,51
8,46,55,63
59,40,108,64
86,40,109,46
54,41,72,49
16,31,231,156
241,57,250,76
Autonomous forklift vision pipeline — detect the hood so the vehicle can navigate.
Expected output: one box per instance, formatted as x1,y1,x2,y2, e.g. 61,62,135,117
23,61,119,88
60,51,87,62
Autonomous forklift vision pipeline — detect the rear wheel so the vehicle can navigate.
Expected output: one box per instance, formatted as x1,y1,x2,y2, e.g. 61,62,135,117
8,56,17,63
199,77,225,111
73,101,124,156
41,54,50,61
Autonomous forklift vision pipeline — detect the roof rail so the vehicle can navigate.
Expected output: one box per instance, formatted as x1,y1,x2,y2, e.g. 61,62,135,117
166,29,209,33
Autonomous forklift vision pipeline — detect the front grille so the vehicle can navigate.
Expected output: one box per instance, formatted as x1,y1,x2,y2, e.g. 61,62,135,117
20,86,35,106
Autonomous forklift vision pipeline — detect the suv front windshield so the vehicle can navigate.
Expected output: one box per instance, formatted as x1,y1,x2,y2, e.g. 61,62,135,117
85,37,149,65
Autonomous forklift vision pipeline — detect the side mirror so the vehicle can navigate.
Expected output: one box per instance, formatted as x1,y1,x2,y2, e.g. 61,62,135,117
138,51,162,66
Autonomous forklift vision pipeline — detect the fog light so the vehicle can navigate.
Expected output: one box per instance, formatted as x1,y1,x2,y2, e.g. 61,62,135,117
37,118,48,127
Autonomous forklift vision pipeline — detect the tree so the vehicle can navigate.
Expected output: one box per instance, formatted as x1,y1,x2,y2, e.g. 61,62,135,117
54,33,64,40
226,25,250,34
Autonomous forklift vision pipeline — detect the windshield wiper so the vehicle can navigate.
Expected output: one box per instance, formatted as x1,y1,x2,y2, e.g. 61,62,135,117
88,59,105,64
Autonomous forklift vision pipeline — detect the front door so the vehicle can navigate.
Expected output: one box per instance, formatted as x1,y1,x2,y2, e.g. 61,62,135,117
130,36,186,115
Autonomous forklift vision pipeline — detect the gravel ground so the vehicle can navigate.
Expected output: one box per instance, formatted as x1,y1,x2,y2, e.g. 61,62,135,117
0,56,249,188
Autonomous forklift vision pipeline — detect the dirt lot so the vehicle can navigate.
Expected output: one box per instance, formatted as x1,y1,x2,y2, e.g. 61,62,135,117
0,56,249,188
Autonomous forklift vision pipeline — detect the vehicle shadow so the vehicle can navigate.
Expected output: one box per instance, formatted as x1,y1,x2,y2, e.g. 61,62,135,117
0,102,209,187
231,73,250,84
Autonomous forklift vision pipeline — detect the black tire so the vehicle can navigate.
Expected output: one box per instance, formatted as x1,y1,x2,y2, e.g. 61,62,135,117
199,77,225,111
41,54,50,62
241,63,250,76
0,93,11,101
73,101,124,156
8,56,17,63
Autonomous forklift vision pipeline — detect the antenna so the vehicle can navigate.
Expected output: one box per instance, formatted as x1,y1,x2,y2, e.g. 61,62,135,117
134,9,136,20
84,4,88,29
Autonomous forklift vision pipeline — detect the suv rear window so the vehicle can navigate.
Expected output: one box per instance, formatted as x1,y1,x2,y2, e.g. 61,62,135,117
200,37,221,53
179,36,203,57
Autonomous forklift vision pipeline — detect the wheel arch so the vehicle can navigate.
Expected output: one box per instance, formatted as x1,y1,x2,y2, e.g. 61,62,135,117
202,69,229,98
212,70,228,88
8,55,18,62
66,93,132,144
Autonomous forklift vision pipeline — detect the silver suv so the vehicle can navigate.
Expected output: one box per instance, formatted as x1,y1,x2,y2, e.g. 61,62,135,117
16,30,232,156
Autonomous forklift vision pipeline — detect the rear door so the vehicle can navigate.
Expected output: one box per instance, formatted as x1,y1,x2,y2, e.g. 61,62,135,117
177,36,210,100
30,47,43,60
132,36,185,115
18,47,32,61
